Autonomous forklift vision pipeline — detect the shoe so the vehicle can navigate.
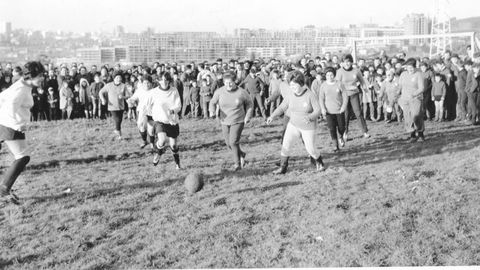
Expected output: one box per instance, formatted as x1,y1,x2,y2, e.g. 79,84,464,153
240,152,246,168
140,141,148,149
231,165,241,171
0,191,20,205
418,132,425,142
310,156,316,167
338,138,345,147
153,153,160,166
117,136,123,141
363,133,371,138
408,132,418,143
315,156,326,172
273,156,289,175
332,147,340,153
175,164,181,170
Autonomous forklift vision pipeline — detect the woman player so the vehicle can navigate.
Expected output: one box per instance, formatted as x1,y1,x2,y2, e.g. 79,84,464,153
127,75,155,148
209,72,253,171
0,61,45,205
99,72,128,140
145,72,182,169
398,58,425,142
266,71,325,174
335,54,370,140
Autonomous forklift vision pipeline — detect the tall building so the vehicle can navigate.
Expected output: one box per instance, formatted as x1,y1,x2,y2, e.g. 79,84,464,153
5,22,12,41
403,13,431,45
114,25,125,38
77,47,129,64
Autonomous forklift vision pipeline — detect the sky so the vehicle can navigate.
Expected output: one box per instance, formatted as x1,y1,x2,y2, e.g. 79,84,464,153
0,0,478,34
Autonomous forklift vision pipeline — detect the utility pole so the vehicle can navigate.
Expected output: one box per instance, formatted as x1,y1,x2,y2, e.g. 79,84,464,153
429,0,452,58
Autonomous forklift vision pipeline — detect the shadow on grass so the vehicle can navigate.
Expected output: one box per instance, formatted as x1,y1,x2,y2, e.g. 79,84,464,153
27,166,280,204
23,151,151,171
27,175,185,203
327,125,480,168
234,181,302,194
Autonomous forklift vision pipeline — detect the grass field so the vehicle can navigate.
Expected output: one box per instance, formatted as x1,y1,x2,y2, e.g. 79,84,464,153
1,116,479,269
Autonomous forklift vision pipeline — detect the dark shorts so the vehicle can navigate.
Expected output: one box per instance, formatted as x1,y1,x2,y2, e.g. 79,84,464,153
0,125,26,142
153,122,180,138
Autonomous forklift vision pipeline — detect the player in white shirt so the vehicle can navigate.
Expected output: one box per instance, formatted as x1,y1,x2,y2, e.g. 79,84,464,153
145,72,182,168
127,75,155,148
0,61,45,205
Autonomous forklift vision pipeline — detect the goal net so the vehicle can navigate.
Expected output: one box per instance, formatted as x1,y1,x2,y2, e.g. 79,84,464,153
351,32,477,61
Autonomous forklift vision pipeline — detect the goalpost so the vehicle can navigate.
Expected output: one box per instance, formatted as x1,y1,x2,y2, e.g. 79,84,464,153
351,32,476,62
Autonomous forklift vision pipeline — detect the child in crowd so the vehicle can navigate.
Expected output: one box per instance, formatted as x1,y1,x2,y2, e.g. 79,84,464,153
200,78,212,118
432,73,446,121
381,70,401,123
126,82,136,121
47,87,58,121
190,80,200,118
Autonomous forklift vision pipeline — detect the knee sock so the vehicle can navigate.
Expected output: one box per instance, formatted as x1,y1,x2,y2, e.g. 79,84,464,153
2,156,30,193
171,146,180,166
140,131,147,142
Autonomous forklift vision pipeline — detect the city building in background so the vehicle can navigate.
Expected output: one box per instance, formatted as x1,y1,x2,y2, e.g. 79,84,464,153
403,13,431,45
0,15,478,66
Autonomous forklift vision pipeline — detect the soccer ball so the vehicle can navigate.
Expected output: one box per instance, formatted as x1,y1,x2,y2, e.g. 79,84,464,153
184,172,204,194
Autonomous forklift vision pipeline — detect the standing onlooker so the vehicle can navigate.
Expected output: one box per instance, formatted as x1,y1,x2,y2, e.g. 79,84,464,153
466,63,480,125
89,73,104,119
431,73,447,121
200,78,213,118
454,61,468,121
79,78,91,119
420,62,434,120
190,80,200,118
59,80,73,120
240,67,267,119
47,87,58,121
